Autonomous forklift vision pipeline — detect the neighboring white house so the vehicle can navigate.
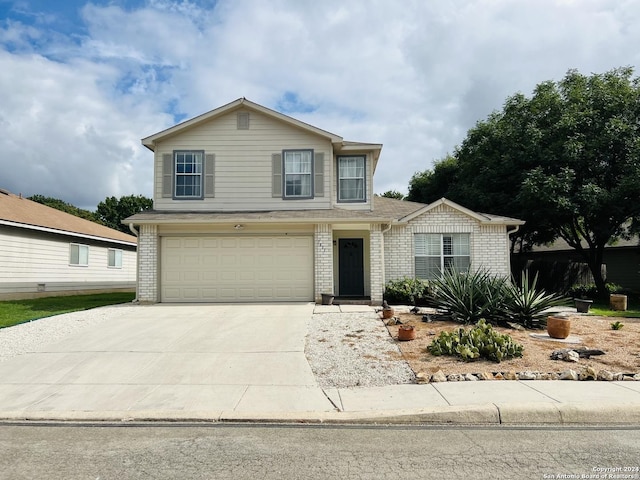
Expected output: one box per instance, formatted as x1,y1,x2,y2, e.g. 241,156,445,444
0,189,137,300
126,98,524,305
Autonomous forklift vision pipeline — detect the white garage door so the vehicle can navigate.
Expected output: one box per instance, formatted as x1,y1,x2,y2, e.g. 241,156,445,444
160,235,314,302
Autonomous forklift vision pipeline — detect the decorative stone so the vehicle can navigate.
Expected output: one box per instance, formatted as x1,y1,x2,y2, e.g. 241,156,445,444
464,373,479,381
494,372,504,380
597,370,615,381
503,371,517,380
430,370,447,383
559,369,579,380
518,371,538,380
540,373,559,380
633,374,640,381
579,366,597,381
447,373,464,382
415,372,430,384
479,372,494,381
550,349,580,362
614,373,625,381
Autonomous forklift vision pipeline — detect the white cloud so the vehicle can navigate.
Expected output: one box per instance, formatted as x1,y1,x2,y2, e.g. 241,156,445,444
1,0,639,208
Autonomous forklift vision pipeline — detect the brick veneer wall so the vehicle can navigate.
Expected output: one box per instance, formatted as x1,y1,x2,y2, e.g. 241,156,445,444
314,224,334,302
137,224,158,303
383,204,511,282
369,224,385,304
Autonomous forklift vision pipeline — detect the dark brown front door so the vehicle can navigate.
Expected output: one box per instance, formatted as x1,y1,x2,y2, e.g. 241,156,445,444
338,238,364,296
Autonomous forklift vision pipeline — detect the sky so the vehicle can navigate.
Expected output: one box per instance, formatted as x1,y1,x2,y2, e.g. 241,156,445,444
1,0,639,210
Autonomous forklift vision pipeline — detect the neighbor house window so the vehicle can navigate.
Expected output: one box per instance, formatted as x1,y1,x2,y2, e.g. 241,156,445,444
414,233,470,279
108,249,123,268
283,150,313,198
70,243,89,266
174,151,203,198
338,156,366,202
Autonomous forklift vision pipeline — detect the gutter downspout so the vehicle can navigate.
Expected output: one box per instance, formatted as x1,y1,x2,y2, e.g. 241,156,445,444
129,223,139,303
506,225,521,278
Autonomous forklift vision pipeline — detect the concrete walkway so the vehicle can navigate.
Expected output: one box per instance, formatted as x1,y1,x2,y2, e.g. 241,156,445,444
1,303,640,424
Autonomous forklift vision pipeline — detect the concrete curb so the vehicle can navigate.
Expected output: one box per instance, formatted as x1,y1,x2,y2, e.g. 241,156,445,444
1,403,640,425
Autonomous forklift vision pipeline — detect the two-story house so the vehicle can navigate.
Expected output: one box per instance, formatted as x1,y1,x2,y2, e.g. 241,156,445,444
126,98,523,304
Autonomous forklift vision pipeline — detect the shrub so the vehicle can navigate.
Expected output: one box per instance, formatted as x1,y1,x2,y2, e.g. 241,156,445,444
568,283,622,299
383,277,432,305
429,269,508,324
427,319,524,363
502,271,566,329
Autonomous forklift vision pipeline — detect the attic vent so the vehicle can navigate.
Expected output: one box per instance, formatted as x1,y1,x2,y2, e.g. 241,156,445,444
237,112,250,130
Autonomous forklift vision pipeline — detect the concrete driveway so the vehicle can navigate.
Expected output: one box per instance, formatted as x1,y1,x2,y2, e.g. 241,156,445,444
0,303,335,415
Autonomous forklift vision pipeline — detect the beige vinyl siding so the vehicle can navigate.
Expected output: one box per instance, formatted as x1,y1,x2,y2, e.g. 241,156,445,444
0,227,136,298
153,109,333,211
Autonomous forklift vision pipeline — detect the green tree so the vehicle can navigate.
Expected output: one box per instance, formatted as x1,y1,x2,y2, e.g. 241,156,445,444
380,190,405,200
408,67,640,296
28,195,101,223
96,194,152,233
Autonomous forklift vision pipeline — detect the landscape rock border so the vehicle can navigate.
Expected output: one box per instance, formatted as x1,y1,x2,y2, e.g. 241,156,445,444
417,368,640,383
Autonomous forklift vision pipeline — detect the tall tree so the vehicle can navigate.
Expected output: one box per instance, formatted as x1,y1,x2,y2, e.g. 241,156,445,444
408,67,640,296
380,190,405,200
96,195,152,233
28,195,101,223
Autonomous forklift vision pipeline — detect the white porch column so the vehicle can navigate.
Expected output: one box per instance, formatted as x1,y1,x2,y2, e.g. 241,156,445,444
137,224,158,303
369,224,385,305
314,223,334,302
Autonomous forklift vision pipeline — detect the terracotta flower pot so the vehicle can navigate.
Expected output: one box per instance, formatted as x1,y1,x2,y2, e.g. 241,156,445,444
398,324,416,341
547,316,571,339
382,308,395,319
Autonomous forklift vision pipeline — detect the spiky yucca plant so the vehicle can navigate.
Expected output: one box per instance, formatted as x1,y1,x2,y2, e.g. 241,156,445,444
502,271,566,328
429,269,508,324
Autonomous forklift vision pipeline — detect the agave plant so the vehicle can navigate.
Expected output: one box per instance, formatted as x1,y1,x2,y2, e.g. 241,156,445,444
502,271,566,328
429,269,508,324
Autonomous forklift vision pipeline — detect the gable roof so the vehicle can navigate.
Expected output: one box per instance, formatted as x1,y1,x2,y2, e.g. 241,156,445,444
0,189,137,246
125,195,524,227
391,197,525,226
141,97,383,166
142,97,344,150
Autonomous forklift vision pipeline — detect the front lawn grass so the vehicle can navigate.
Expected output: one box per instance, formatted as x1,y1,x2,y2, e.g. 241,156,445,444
590,297,640,318
0,292,135,329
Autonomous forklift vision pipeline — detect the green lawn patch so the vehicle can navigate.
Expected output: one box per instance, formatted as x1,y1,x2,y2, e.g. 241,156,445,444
0,292,135,329
590,297,640,318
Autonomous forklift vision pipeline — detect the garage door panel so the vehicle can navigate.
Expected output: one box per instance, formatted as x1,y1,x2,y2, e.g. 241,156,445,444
161,235,313,302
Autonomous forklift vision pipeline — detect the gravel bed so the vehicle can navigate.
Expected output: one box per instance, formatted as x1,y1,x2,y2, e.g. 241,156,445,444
305,311,416,388
0,304,139,361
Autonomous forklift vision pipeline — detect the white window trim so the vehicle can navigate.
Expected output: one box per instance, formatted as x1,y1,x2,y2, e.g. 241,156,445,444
283,149,314,199
337,155,366,202
70,243,89,267
414,233,470,279
108,248,123,269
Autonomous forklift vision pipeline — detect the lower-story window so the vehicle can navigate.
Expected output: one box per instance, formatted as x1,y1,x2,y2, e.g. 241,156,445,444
70,243,89,266
414,233,470,279
108,249,123,268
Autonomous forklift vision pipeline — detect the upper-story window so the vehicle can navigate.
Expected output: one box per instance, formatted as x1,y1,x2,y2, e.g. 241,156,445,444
70,243,89,266
175,151,203,199
338,156,366,202
283,150,313,199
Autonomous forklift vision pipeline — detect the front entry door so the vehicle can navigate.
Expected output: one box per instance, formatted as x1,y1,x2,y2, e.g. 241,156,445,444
338,238,364,296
